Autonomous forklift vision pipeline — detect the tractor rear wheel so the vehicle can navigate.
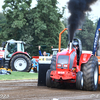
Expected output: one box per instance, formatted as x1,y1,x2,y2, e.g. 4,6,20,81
50,55,56,70
76,71,83,90
46,69,52,87
10,54,31,72
82,56,98,91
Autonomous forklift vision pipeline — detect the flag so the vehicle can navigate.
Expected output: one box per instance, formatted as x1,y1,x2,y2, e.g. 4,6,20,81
93,18,100,55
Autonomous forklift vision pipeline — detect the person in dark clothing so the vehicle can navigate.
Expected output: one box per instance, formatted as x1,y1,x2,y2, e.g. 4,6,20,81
38,46,47,56
73,41,80,65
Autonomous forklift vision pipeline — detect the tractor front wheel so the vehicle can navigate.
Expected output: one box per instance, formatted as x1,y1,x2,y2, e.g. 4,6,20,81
82,56,98,91
46,69,52,87
10,54,31,72
76,71,83,90
50,55,56,70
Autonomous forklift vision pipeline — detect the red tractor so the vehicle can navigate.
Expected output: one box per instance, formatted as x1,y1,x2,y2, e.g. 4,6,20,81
46,29,98,91
0,39,31,72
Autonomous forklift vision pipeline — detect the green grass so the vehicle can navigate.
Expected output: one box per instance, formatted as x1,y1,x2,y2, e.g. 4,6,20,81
0,72,38,80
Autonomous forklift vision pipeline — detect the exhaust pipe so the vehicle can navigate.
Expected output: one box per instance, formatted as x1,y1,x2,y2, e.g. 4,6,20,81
69,42,72,52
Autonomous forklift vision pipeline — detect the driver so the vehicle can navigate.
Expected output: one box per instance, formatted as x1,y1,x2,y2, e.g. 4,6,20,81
73,41,79,64
73,41,79,50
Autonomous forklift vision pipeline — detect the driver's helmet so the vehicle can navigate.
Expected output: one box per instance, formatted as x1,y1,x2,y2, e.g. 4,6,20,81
72,41,79,48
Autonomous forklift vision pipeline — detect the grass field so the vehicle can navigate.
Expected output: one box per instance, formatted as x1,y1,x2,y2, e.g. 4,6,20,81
0,72,38,80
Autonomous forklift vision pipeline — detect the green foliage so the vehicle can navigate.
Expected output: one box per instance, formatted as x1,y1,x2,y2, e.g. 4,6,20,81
22,0,67,55
0,13,6,30
0,0,98,56
33,0,66,53
0,13,6,45
75,16,96,50
1,0,68,56
2,0,32,40
1,0,98,56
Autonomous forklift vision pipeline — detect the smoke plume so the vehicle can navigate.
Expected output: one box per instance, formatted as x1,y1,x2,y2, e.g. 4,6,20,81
68,0,98,42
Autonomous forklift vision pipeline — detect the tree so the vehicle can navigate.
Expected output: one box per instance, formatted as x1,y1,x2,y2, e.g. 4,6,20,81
1,0,67,56
30,0,67,55
1,0,35,55
2,0,32,40
75,15,96,51
0,13,6,32
0,13,6,45
22,0,67,56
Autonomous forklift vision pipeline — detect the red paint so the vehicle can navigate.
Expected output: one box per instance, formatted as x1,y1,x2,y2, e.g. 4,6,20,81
11,51,29,58
0,50,4,58
32,56,39,62
50,48,92,83
51,70,76,82
79,53,91,66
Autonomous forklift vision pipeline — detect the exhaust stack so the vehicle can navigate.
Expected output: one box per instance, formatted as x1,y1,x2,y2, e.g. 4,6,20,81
69,42,72,52
68,0,98,45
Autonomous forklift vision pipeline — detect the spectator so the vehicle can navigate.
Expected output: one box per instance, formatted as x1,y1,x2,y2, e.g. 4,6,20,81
38,46,47,56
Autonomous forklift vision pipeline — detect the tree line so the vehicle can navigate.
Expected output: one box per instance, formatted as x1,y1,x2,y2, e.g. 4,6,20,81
0,0,98,56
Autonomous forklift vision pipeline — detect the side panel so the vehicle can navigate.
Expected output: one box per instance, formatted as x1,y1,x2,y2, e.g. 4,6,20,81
38,56,52,86
38,64,50,86
79,53,91,67
69,51,75,69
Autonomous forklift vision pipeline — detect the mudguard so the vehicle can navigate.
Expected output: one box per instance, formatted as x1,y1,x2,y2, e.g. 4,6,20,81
76,53,92,72
11,51,31,59
79,53,92,66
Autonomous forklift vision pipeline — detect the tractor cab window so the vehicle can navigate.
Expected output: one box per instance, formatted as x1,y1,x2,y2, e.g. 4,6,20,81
6,43,17,58
57,55,69,64
17,43,24,52
21,43,24,52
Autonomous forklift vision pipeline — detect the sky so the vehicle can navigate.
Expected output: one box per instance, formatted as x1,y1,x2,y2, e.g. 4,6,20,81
0,0,100,22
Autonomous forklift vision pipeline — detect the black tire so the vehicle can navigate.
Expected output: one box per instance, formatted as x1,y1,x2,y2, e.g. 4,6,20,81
82,56,98,91
50,55,56,70
10,54,32,72
76,71,83,90
46,69,52,87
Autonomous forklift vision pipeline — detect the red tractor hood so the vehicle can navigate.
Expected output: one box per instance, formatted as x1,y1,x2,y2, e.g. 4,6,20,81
57,48,76,57
56,48,77,71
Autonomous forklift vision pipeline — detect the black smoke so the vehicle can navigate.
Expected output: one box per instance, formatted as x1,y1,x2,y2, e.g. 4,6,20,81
68,0,98,42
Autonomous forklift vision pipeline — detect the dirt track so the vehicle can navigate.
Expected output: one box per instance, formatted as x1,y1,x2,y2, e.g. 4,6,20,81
0,80,100,100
